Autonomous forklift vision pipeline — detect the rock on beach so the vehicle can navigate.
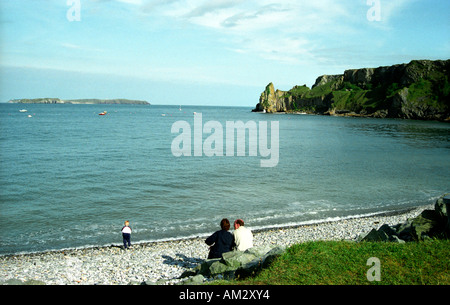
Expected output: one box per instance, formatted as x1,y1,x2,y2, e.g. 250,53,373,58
0,205,433,285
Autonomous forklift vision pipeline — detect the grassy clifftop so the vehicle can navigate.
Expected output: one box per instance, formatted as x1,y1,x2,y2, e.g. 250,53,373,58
254,59,450,121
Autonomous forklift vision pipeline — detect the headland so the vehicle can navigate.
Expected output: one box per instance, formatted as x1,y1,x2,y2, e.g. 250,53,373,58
253,59,450,121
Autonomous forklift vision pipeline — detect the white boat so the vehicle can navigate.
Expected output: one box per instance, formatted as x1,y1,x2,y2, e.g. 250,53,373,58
19,109,27,112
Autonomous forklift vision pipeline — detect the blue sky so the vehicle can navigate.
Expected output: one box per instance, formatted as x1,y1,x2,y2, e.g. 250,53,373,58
1,0,449,106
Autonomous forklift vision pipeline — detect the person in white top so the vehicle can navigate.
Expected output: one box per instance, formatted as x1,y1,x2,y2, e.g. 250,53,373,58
233,219,253,251
121,220,132,249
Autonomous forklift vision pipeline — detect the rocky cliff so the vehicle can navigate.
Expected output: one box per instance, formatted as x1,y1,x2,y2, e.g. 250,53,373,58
253,59,450,121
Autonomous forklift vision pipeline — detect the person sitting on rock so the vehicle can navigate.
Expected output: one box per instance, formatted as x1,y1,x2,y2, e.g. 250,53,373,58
233,219,253,251
205,218,235,259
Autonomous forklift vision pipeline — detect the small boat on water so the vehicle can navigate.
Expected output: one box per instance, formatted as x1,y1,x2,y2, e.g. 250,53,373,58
19,109,27,112
98,111,107,115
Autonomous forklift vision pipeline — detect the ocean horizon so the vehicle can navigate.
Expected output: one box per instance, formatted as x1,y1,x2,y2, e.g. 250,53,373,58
1,103,449,255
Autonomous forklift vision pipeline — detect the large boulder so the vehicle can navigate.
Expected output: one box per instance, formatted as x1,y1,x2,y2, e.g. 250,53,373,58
235,246,286,279
395,218,415,241
359,194,450,242
435,193,450,218
410,209,444,240
189,258,220,277
435,193,450,236
180,245,285,282
222,250,257,269
178,274,205,285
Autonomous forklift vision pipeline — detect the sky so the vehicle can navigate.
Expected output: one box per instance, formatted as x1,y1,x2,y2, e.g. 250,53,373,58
0,0,449,106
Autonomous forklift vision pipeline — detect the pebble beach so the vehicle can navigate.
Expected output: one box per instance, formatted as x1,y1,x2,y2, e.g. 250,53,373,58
0,205,433,285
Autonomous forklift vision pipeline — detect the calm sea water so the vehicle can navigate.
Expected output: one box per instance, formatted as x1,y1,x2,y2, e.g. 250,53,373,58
1,103,449,255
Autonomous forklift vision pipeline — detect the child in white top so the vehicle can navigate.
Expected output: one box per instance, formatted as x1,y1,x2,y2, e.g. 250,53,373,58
121,220,132,249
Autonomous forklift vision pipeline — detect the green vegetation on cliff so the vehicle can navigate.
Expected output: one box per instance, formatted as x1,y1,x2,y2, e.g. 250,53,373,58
254,59,450,121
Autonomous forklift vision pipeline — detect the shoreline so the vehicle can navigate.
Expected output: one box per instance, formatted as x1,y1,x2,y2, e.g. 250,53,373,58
0,206,421,258
253,110,450,122
0,204,433,285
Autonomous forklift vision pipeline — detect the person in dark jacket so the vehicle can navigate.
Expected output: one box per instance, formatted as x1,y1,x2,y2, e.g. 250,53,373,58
205,218,235,259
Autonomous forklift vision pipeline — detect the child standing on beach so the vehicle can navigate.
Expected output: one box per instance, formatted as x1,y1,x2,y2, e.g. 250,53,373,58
121,220,132,249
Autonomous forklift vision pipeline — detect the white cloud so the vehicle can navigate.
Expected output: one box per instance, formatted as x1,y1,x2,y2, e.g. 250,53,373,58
228,35,315,65
364,0,418,31
183,0,245,18
147,0,362,65
116,0,143,5
77,0,422,81
379,0,416,22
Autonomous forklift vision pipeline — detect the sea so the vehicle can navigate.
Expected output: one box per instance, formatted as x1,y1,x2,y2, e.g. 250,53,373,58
1,103,449,255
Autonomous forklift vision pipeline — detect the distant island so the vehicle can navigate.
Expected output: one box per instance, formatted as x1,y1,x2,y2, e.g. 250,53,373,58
8,98,150,105
253,59,450,121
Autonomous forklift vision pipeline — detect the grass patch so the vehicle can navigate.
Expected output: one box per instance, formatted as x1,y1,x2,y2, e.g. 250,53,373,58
214,240,450,285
